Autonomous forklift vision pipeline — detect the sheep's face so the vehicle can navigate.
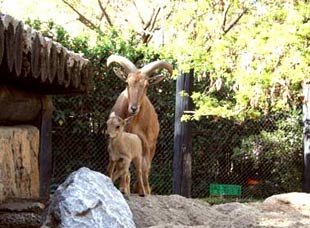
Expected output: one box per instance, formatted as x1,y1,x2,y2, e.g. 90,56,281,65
106,115,125,138
126,73,148,115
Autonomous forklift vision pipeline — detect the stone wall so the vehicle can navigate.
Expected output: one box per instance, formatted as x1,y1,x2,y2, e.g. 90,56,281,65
0,126,40,202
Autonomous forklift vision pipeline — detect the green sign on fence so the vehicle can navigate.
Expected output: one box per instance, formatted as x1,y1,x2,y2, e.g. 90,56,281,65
210,184,241,196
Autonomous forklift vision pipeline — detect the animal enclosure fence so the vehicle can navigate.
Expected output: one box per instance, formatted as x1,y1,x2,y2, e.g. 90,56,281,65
51,75,303,198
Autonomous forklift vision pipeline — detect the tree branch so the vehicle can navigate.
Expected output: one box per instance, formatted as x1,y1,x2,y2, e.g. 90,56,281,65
143,8,156,31
149,7,161,32
223,8,247,35
131,0,146,26
220,0,231,32
98,0,113,27
62,0,97,30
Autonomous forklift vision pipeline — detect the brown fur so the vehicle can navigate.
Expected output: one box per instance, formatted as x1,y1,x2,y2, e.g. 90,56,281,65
106,112,145,196
107,55,173,194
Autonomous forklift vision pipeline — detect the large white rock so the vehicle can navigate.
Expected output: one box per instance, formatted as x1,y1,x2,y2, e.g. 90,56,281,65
43,167,136,228
264,192,310,215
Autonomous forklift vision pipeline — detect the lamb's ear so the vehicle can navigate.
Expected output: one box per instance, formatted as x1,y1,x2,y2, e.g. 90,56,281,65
124,116,134,125
109,112,116,118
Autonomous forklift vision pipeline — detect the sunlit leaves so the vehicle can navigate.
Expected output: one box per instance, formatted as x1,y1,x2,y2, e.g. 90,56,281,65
164,0,309,121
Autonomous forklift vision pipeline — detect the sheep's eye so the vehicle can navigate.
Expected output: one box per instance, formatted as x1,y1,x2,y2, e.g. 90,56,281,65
116,126,120,129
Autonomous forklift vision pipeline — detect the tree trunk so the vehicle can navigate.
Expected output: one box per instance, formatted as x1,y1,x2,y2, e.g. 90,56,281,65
173,70,194,197
303,83,310,192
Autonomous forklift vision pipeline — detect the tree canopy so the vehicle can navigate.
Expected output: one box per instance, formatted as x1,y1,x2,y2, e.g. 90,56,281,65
1,0,309,121
162,0,309,121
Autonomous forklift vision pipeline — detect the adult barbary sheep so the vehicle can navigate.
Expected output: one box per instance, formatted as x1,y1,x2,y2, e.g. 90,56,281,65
107,54,173,194
106,112,145,196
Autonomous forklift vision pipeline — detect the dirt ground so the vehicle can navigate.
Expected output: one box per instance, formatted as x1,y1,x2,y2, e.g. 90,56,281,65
126,192,310,228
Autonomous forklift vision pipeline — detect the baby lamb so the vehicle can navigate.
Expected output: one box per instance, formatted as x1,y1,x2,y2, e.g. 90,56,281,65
106,112,145,196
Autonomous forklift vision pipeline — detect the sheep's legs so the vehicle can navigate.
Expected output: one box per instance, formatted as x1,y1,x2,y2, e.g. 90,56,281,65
142,158,151,195
132,157,146,196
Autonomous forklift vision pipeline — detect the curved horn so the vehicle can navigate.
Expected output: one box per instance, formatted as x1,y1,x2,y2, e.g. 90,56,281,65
140,60,173,76
107,54,138,74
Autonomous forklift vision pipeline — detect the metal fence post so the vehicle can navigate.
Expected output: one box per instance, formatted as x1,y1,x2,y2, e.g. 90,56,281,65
173,70,193,197
303,82,310,192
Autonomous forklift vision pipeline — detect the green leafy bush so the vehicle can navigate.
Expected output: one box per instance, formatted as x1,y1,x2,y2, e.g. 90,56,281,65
232,110,303,196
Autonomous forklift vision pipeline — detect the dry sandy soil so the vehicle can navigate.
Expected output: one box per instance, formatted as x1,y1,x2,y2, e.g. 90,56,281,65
127,192,310,228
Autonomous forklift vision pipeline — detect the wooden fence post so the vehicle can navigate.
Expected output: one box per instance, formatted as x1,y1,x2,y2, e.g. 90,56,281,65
173,70,194,197
303,83,310,193
39,96,53,199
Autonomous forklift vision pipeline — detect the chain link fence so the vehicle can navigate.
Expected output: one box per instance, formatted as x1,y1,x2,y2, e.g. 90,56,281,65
51,76,303,198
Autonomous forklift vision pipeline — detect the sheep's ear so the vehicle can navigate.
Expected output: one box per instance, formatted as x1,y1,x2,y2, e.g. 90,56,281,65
148,74,166,85
112,67,127,82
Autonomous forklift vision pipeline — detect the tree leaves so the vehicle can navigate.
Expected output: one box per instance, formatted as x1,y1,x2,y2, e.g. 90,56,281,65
163,0,309,121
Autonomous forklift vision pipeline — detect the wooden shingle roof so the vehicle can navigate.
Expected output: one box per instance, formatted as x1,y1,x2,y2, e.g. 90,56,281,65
0,14,92,94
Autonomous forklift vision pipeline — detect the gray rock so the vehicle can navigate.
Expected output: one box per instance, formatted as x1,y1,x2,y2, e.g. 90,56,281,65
43,167,135,228
127,193,310,228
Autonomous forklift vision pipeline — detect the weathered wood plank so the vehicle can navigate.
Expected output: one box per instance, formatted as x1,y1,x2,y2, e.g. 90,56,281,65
72,60,81,88
64,54,71,88
31,32,41,79
14,21,23,77
0,86,42,123
48,42,57,83
0,14,92,94
56,47,65,85
5,22,14,72
40,38,48,82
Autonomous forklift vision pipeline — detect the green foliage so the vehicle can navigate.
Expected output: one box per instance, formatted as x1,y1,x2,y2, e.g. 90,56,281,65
25,2,306,196
163,0,309,121
232,110,303,195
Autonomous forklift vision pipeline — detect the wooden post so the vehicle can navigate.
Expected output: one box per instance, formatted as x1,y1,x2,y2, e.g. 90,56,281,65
173,70,193,197
303,83,310,193
39,96,53,199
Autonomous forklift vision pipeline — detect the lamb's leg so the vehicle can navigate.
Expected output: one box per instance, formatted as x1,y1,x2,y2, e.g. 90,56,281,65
119,166,129,194
133,157,146,196
125,171,131,195
112,158,130,195
107,160,116,181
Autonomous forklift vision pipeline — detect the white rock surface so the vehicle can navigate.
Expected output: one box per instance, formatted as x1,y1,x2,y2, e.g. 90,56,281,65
43,167,135,228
